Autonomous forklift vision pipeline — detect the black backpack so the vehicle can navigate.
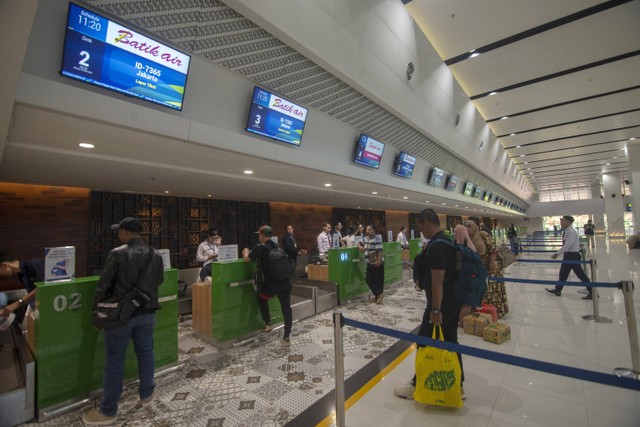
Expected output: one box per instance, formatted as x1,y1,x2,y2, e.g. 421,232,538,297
264,244,291,281
412,249,427,290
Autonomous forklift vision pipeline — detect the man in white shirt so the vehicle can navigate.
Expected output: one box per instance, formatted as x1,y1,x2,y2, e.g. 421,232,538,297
396,225,409,249
545,215,592,299
317,222,332,257
197,229,221,281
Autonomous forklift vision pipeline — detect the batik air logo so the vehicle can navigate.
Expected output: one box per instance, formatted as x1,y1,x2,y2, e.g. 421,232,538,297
365,138,384,156
269,95,308,121
107,24,190,74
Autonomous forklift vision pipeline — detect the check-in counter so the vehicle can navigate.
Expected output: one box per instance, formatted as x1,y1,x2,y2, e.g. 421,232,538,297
325,242,404,304
0,323,35,427
31,270,178,420
192,260,286,347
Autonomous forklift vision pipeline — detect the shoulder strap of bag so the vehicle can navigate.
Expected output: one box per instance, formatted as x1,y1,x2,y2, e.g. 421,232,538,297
122,248,155,299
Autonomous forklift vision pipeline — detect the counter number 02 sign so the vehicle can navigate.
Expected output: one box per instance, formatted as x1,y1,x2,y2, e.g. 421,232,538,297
53,293,82,312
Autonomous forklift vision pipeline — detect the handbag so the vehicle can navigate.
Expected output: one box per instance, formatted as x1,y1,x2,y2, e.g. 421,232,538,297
414,325,463,407
496,246,516,268
91,250,154,329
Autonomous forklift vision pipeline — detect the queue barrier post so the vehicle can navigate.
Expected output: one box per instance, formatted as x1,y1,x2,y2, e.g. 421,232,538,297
333,311,346,427
614,281,640,379
581,258,612,323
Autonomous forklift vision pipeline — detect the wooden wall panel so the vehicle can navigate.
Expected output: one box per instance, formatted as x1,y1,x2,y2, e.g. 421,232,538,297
0,182,89,283
269,202,332,254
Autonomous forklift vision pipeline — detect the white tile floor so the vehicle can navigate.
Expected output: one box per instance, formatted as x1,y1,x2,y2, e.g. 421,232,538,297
335,237,640,427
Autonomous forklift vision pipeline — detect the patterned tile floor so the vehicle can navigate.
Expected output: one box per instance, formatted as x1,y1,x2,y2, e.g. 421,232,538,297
23,272,423,426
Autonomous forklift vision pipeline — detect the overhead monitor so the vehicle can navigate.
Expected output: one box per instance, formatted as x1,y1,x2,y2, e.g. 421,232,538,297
463,181,474,196
60,2,191,110
427,167,445,187
245,86,308,146
393,151,416,179
445,175,458,192
354,134,385,169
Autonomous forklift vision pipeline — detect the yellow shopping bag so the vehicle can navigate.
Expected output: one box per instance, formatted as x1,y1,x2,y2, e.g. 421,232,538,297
413,325,463,407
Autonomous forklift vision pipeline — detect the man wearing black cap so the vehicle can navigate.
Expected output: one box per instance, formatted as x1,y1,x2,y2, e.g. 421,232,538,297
196,229,221,282
242,225,293,347
83,217,164,425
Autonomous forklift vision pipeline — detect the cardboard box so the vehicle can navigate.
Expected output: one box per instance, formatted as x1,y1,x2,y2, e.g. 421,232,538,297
483,322,511,344
463,312,492,336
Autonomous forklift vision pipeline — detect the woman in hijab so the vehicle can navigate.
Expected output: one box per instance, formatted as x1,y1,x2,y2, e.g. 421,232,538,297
464,220,509,318
454,223,477,325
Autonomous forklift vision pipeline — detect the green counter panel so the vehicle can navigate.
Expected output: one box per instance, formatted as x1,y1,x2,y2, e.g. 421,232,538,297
409,238,423,260
327,248,368,303
209,261,283,342
34,270,178,412
382,242,403,285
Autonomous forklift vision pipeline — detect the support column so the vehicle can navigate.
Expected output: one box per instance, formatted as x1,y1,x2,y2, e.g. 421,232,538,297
628,140,640,233
0,0,39,164
591,182,605,234
602,173,625,238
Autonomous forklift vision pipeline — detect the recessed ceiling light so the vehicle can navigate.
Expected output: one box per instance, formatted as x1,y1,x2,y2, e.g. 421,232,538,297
524,162,529,164
371,191,378,195
489,91,498,96
501,116,509,120
606,163,611,166
510,134,516,137
612,157,617,160
516,145,521,148
324,183,332,187
469,52,480,58
244,170,253,174
520,154,525,157
78,143,94,148
442,203,446,205
425,201,430,203
403,196,408,199
208,194,212,197
455,205,459,207
630,138,636,141
164,190,170,194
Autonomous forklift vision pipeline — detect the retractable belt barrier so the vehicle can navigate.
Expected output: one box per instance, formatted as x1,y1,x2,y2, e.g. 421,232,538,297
510,259,588,264
331,306,639,427
488,276,618,289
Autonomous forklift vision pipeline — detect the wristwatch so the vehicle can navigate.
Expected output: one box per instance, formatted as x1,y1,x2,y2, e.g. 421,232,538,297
431,308,441,314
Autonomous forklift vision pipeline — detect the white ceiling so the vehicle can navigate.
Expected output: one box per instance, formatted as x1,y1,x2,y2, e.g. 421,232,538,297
406,0,639,192
4,0,638,218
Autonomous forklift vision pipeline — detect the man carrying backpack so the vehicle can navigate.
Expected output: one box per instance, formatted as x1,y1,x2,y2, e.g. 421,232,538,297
394,208,465,400
242,225,293,347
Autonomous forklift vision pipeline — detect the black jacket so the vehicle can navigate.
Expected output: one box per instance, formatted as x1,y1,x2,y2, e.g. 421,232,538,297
282,234,298,260
94,237,164,313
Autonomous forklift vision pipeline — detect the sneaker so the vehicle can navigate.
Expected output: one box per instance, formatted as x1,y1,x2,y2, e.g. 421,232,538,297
81,407,116,425
263,323,273,332
461,386,466,401
545,288,561,296
281,336,291,347
375,293,384,304
393,383,415,399
140,388,156,407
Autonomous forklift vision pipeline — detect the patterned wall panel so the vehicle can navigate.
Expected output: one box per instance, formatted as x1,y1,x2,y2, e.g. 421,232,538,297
89,191,269,272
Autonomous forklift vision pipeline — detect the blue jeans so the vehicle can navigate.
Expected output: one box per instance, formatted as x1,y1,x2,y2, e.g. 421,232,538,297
100,313,156,416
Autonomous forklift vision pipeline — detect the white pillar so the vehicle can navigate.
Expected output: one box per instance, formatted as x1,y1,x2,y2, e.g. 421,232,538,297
628,140,640,233
590,182,605,234
602,173,625,238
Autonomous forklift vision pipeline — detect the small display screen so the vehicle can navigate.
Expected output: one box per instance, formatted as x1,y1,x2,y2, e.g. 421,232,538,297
354,134,385,169
393,151,416,179
245,86,308,146
463,182,474,196
473,186,483,199
428,167,445,187
445,175,458,191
